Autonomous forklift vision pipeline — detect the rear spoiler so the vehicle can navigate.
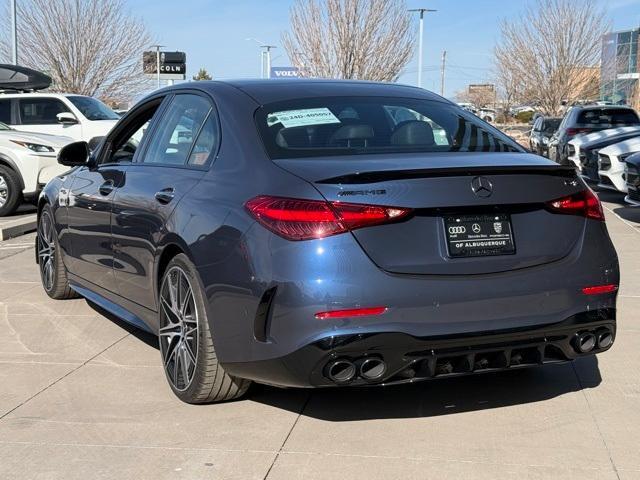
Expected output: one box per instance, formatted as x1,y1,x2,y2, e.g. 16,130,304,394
317,165,578,185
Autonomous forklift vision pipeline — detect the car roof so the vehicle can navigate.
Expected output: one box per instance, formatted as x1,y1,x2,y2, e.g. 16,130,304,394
190,79,449,104
0,92,85,98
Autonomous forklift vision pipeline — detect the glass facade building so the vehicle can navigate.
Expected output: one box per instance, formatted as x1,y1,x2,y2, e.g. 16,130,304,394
600,28,639,104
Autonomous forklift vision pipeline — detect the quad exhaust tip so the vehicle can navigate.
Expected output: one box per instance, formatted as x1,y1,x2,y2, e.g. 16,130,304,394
574,332,597,353
359,358,387,380
326,360,356,384
597,330,613,349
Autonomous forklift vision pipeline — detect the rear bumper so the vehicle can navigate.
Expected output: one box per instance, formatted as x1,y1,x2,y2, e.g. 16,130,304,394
223,308,616,388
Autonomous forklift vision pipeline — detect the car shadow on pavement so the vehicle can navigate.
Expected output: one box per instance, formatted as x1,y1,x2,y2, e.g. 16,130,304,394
85,300,602,421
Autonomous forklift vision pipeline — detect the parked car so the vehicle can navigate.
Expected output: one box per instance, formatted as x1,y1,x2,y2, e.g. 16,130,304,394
597,137,640,192
37,80,619,403
478,108,496,123
573,129,640,184
0,92,119,143
529,116,561,156
548,105,640,165
0,121,71,216
624,152,640,205
566,126,640,170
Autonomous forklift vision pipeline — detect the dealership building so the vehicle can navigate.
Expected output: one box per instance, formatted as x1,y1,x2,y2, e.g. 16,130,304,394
600,27,639,104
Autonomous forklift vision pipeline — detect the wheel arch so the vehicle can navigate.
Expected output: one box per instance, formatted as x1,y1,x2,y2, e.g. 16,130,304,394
155,235,196,295
0,153,25,191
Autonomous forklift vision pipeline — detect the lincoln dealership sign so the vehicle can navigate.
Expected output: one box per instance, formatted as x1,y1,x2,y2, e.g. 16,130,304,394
143,51,187,80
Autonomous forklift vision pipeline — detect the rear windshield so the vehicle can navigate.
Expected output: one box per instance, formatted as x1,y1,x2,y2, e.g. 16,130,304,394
256,97,523,159
543,118,561,130
577,108,640,126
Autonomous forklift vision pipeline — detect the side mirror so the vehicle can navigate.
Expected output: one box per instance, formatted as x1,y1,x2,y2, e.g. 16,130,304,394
57,112,78,124
58,141,90,167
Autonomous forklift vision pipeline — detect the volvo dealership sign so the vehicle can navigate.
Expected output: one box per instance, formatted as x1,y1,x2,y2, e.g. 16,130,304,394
143,51,187,80
270,66,300,79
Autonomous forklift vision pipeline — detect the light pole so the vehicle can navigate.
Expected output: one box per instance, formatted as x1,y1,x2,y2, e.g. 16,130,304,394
246,38,277,78
11,0,18,65
150,44,165,89
409,8,436,88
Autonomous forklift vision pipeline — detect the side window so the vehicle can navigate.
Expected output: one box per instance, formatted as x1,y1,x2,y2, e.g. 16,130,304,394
18,98,71,125
0,99,11,124
143,94,211,166
105,101,162,164
188,112,219,166
533,118,542,131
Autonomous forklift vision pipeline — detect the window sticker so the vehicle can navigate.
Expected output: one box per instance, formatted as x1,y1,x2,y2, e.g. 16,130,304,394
267,108,341,128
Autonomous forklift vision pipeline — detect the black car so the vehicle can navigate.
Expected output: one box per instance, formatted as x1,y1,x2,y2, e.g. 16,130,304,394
548,105,640,165
529,116,561,156
36,80,619,403
624,151,640,205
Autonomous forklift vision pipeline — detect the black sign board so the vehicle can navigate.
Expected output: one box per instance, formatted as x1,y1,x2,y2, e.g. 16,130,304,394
143,51,187,80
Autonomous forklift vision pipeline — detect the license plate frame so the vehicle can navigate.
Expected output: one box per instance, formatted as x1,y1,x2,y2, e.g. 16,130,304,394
444,213,516,258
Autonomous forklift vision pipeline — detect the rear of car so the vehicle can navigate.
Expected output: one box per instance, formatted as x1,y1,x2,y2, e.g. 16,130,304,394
598,137,640,192
223,90,619,387
556,106,640,165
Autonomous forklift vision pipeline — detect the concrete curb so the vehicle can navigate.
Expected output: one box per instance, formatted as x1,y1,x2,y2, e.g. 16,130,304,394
0,214,37,241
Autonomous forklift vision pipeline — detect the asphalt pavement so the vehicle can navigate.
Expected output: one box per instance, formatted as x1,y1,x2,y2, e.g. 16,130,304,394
0,192,639,480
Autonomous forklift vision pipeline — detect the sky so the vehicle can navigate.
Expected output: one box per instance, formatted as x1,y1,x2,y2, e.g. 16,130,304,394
129,0,640,99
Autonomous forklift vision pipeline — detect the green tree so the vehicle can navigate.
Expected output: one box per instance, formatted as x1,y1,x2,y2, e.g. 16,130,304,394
192,68,212,81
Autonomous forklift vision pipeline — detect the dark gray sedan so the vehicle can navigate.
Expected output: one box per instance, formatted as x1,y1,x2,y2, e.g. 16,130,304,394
36,79,619,403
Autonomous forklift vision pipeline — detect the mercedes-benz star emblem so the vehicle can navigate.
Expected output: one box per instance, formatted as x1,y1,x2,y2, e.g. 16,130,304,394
471,176,493,198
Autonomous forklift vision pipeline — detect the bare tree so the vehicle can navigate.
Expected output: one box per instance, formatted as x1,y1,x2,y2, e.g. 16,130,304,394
455,86,496,109
494,0,608,115
0,0,151,103
282,0,416,82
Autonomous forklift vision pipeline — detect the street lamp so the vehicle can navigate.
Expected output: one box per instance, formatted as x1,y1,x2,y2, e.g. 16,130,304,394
11,0,18,64
408,8,437,88
246,38,277,78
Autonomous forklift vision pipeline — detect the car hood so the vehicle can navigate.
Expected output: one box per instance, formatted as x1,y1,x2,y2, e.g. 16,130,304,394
600,137,640,156
0,130,74,147
569,126,640,148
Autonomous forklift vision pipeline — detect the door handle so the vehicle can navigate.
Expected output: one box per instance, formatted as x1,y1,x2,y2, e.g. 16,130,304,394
155,187,175,204
99,180,115,196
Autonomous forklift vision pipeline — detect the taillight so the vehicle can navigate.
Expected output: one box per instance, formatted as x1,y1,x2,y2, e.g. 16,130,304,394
566,128,592,137
546,189,604,221
245,195,412,240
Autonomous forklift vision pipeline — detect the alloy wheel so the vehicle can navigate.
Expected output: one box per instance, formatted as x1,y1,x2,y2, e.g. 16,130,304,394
38,212,56,291
0,174,8,208
159,266,199,391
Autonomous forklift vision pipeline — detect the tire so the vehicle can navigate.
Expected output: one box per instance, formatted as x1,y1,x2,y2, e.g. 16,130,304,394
0,165,22,217
37,205,79,299
158,254,250,403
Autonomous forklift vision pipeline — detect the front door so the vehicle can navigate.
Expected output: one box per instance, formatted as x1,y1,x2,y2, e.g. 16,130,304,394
111,93,217,310
65,96,166,292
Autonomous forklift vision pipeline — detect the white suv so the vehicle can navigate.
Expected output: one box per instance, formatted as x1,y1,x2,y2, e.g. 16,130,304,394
0,122,72,216
0,92,119,143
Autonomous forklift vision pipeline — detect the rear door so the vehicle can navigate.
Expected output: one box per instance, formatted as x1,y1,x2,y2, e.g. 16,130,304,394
15,97,82,138
111,92,218,309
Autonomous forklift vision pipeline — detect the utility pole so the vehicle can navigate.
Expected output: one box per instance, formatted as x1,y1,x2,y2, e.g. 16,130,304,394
409,8,436,88
440,50,447,96
151,44,165,89
11,0,18,65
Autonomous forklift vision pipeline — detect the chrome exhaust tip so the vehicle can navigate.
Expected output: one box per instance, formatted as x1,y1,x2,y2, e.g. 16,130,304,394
359,358,387,380
597,330,613,349
574,332,597,353
326,359,356,384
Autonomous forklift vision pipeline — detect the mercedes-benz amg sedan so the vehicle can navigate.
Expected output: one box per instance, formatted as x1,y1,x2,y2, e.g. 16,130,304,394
36,80,619,403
